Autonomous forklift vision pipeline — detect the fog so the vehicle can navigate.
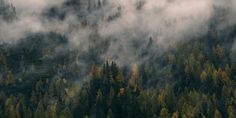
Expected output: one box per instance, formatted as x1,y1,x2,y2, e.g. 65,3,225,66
0,0,236,65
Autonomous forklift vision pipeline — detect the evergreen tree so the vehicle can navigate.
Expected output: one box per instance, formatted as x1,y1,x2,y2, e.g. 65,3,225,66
214,110,222,118
160,108,169,118
106,109,114,118
34,101,45,118
60,107,73,118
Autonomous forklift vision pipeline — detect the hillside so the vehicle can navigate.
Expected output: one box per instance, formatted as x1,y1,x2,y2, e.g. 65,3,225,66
0,0,236,118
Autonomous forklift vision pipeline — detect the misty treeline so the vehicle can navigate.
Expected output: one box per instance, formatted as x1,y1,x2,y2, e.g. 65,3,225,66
0,0,16,21
0,31,236,118
0,0,236,118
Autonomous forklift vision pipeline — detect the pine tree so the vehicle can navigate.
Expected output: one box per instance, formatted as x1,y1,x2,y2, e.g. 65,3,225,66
106,108,114,118
200,70,208,83
160,108,169,118
77,86,89,117
107,87,114,107
60,107,73,118
26,108,32,118
5,71,15,85
214,110,222,118
34,101,45,118
91,64,100,79
15,102,21,118
172,111,179,118
49,102,58,118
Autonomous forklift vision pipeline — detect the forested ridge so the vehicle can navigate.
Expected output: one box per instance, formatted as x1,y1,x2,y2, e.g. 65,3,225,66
0,0,236,118
0,31,235,118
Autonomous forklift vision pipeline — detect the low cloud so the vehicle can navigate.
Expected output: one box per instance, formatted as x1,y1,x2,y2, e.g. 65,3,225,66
98,0,214,65
0,0,67,43
11,0,65,14
99,0,213,43
0,0,236,65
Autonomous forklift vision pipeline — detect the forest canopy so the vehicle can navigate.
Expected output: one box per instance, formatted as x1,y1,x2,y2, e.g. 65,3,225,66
0,0,236,118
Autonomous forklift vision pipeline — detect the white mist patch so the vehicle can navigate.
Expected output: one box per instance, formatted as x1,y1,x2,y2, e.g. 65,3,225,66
214,0,236,29
99,0,213,44
11,0,65,14
0,0,66,43
98,0,214,65
0,0,236,66
0,15,43,43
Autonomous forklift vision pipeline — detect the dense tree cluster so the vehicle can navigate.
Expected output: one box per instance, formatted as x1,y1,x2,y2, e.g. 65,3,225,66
0,0,236,117
0,7,236,116
0,35,236,118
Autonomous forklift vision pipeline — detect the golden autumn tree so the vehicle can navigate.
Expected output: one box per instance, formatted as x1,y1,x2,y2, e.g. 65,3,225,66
129,64,139,91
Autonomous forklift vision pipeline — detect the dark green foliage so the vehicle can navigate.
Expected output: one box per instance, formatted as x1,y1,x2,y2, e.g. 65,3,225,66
0,26,235,118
